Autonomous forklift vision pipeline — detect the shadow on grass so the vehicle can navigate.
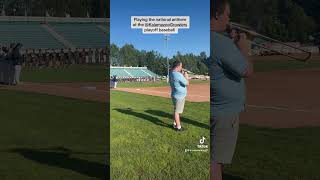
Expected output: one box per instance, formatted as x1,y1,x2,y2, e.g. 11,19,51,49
10,147,108,180
223,173,245,180
113,108,173,129
145,109,209,130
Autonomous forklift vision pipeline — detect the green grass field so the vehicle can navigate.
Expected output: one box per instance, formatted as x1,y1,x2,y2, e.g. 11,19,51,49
111,91,320,180
0,89,108,180
110,91,210,180
8,57,320,179
225,126,320,179
21,64,107,83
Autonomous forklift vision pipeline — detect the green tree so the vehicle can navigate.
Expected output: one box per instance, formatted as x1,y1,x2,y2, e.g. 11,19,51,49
113,44,208,75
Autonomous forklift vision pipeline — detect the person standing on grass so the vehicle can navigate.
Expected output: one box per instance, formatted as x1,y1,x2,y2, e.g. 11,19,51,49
112,75,118,88
209,0,253,179
12,43,23,85
169,60,189,132
8,43,15,85
59,49,64,68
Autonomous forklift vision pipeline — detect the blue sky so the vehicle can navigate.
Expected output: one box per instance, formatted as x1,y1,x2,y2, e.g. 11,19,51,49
110,0,210,57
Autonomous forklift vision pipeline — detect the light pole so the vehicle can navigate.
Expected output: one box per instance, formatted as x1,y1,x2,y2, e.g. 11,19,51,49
164,34,169,83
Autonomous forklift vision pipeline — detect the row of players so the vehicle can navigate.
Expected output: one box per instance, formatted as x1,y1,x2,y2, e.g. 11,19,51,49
0,47,108,68
112,76,157,83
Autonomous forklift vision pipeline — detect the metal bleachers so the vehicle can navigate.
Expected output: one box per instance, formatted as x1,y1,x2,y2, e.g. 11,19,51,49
50,23,108,48
143,69,158,77
0,16,108,49
0,22,63,49
111,68,131,77
111,67,159,78
128,69,149,77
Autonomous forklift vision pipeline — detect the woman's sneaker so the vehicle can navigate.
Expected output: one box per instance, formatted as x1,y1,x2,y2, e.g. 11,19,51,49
173,122,177,129
176,127,185,132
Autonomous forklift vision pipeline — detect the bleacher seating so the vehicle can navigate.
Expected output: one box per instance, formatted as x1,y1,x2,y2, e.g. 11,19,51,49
0,20,108,49
128,69,149,77
111,67,159,78
50,23,108,48
111,68,131,77
143,69,158,77
0,22,63,49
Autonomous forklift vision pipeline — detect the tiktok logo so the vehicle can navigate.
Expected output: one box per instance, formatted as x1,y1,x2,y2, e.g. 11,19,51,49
197,136,208,149
185,136,208,152
199,136,206,144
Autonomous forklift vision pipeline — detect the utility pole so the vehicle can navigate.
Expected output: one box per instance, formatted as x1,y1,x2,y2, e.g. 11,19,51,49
164,34,169,83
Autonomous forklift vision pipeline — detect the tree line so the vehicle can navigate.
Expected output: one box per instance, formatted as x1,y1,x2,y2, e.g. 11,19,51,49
229,0,319,43
110,44,208,76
